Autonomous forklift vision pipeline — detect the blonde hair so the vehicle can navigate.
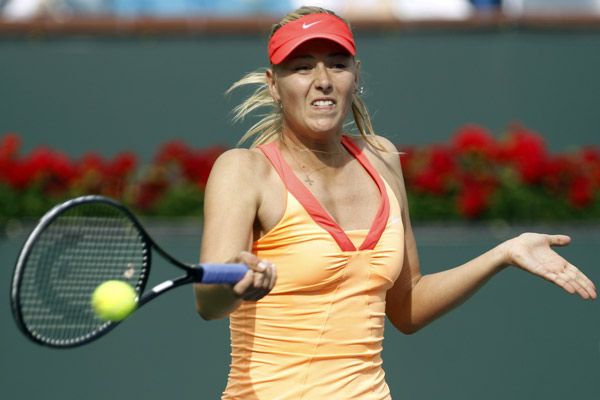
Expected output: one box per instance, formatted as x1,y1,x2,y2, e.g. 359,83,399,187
227,6,382,150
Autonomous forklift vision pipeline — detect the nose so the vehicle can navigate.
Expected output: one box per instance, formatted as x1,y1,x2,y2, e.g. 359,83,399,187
314,64,332,93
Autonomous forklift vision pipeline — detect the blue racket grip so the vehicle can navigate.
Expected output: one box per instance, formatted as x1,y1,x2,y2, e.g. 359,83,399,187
198,263,250,284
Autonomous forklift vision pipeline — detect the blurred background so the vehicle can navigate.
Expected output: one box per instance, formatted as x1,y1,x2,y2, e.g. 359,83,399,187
1,0,600,20
1,1,599,399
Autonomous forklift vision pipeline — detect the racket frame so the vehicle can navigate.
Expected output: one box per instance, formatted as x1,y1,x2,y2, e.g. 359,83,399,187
10,195,245,348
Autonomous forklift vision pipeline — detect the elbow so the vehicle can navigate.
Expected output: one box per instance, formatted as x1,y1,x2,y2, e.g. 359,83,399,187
397,325,419,336
194,283,236,321
195,302,227,321
199,314,222,322
387,303,428,335
390,319,425,335
386,304,422,335
194,303,211,320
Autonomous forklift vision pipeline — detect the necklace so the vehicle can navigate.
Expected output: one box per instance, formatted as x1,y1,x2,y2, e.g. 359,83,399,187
280,137,342,186
286,147,328,186
280,135,343,155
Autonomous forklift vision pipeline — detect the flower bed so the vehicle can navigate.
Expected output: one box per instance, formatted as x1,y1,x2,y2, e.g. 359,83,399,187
0,133,224,226
1,123,599,226
400,123,600,221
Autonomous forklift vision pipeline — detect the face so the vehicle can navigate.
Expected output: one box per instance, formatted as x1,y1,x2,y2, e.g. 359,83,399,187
267,39,359,142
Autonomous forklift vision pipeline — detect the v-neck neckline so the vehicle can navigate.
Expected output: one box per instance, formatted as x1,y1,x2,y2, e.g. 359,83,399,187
259,136,390,252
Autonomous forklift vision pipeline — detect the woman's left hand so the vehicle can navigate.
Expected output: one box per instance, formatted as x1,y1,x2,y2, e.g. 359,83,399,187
501,233,596,300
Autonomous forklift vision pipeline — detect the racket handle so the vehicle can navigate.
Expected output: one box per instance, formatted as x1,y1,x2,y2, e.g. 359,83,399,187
198,263,250,284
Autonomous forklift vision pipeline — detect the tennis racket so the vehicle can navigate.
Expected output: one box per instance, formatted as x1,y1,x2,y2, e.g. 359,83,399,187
10,195,249,349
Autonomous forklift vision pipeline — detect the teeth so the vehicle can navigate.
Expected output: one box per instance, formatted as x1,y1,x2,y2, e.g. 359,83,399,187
313,100,334,106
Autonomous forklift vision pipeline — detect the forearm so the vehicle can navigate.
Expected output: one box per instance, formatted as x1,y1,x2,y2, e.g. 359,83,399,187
194,283,242,321
391,244,508,334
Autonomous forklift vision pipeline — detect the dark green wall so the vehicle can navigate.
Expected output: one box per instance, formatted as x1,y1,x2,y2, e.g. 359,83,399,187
1,224,599,399
1,28,599,162
1,29,599,399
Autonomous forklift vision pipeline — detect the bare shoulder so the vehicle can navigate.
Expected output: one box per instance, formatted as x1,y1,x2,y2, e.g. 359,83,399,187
206,145,285,241
212,147,269,171
209,147,272,185
204,148,273,207
345,134,408,208
346,134,402,174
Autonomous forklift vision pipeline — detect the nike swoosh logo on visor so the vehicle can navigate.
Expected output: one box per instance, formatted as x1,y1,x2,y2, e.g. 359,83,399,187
302,21,322,29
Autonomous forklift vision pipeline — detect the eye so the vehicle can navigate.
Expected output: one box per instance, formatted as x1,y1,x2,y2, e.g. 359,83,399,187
295,65,311,72
332,63,348,70
328,56,351,70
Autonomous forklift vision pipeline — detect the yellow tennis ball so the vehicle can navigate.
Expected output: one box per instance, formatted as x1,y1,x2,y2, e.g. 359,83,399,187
91,280,138,321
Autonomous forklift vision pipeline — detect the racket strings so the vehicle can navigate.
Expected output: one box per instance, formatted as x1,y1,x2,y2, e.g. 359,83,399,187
17,202,149,346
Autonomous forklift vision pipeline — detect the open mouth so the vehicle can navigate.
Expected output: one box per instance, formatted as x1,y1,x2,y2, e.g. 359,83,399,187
311,99,335,108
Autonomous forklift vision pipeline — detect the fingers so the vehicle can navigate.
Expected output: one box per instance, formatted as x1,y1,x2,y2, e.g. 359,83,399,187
512,233,596,300
546,262,597,300
231,252,277,301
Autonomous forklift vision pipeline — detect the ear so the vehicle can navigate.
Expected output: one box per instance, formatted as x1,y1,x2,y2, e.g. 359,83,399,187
266,68,281,103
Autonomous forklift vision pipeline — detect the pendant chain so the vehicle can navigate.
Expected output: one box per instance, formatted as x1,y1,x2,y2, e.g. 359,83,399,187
280,136,343,186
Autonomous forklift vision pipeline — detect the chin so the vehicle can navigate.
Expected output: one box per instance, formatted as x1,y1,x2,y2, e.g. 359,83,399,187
310,127,340,137
308,121,343,134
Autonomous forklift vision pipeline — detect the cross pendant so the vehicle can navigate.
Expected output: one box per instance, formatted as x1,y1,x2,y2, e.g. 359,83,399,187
304,176,314,186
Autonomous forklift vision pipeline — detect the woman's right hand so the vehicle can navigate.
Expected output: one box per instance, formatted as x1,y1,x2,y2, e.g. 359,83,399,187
231,251,277,301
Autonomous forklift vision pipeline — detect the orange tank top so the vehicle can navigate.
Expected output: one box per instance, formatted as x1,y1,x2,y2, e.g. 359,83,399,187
222,136,404,400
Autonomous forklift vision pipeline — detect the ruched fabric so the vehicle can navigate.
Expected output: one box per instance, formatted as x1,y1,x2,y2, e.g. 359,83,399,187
222,136,404,400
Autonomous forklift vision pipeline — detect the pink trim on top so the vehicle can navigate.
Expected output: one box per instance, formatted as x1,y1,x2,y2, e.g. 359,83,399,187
340,136,390,251
258,136,389,252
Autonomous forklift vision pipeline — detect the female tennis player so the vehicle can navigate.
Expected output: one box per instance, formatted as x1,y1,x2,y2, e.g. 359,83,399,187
193,6,597,399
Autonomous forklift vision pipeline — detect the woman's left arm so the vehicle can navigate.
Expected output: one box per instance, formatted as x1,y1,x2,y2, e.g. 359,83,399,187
388,231,596,334
372,137,597,335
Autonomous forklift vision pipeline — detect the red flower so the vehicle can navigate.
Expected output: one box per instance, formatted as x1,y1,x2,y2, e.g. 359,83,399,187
32,148,77,193
499,125,548,185
410,145,457,195
456,179,491,219
99,152,139,198
413,168,446,195
155,140,191,165
134,179,168,211
105,152,138,178
452,124,497,159
580,147,600,164
568,175,594,209
579,146,600,185
42,154,76,195
0,146,77,194
429,145,456,174
78,152,105,174
0,133,21,161
181,146,227,188
3,158,33,189
543,155,576,194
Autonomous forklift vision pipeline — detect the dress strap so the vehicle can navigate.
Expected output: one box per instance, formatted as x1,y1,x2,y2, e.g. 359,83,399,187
340,136,390,251
258,141,357,251
258,137,390,252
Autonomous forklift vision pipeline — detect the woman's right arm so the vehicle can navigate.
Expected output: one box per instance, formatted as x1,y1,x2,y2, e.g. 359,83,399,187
193,149,276,320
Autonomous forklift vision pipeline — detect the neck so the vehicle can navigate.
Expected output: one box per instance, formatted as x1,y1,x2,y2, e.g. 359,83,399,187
280,133,344,157
279,134,347,186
